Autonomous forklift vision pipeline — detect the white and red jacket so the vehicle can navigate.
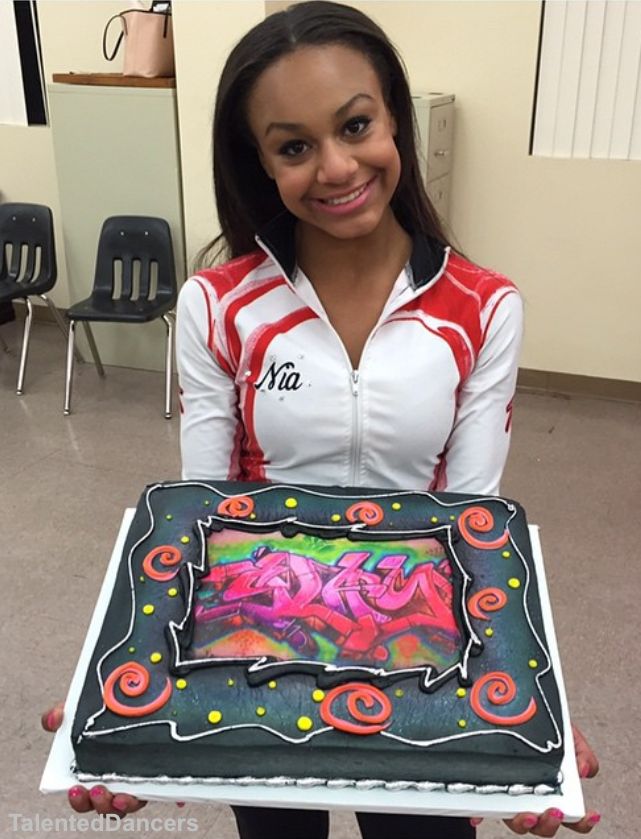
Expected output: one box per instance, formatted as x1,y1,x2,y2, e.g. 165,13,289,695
176,214,523,494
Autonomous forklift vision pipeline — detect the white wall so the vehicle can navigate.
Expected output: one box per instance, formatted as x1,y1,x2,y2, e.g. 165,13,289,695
1,1,639,382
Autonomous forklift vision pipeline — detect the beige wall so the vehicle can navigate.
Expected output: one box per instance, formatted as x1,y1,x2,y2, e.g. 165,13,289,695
355,1,641,381
1,1,639,381
172,2,265,273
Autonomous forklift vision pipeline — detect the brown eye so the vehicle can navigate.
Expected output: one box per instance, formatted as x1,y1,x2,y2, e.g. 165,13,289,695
344,116,371,137
279,140,308,157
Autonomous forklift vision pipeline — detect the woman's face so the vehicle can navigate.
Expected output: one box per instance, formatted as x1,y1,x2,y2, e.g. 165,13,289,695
246,44,401,242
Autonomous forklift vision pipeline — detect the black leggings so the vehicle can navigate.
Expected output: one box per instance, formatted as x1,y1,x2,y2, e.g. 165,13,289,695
231,806,476,839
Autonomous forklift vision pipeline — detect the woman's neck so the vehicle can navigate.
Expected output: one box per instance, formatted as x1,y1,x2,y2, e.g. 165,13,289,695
295,210,412,292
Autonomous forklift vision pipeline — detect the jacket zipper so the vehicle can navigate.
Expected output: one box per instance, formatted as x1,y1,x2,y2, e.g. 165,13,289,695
349,369,361,486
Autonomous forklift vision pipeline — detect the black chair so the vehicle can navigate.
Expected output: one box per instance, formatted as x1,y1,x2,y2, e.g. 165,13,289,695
64,216,178,418
0,203,75,394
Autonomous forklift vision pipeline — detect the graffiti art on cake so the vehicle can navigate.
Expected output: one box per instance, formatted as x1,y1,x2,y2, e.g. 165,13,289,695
188,531,463,673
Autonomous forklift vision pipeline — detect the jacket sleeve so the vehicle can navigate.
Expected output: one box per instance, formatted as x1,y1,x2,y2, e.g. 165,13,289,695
440,291,523,496
176,277,239,481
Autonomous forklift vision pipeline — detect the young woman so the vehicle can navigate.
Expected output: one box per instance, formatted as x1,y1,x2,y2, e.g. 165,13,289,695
42,3,599,836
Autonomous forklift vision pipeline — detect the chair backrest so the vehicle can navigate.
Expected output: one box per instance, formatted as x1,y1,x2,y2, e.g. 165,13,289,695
0,203,56,293
93,216,177,306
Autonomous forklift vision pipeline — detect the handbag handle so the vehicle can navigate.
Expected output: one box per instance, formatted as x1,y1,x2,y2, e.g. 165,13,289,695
102,13,125,62
102,6,171,61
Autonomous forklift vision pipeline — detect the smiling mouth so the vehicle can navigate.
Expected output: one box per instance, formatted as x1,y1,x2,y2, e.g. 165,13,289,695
317,179,373,206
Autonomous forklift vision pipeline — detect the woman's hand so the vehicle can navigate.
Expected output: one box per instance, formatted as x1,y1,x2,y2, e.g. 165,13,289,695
470,723,600,835
41,702,147,817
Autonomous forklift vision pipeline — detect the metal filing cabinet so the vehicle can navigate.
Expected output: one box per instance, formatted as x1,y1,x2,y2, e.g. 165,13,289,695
412,93,455,222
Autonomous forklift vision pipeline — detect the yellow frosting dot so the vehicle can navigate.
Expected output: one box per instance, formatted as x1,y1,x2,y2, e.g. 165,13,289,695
502,550,511,558
249,512,257,519
508,578,521,589
268,680,277,689
256,706,266,717
529,659,538,669
456,688,467,698
297,716,314,732
312,689,325,702
449,515,456,521
142,604,154,615
208,710,222,724
227,678,235,687
330,514,341,522
165,514,173,521
180,536,190,544
128,646,136,654
176,679,188,690
458,719,467,729
430,516,439,523
204,500,210,506
485,628,494,638
391,502,401,511
284,497,298,509
139,575,145,582
394,689,404,698
167,587,178,597
150,652,162,664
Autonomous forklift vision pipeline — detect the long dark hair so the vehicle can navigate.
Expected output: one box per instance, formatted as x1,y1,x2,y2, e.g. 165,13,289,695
200,1,452,266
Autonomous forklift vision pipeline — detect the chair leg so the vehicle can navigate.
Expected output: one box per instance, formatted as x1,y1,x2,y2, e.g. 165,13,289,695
40,294,85,363
63,320,76,415
16,297,33,395
81,322,105,377
162,312,175,419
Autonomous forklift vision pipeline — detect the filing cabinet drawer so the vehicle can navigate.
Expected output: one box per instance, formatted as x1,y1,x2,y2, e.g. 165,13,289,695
427,103,454,182
427,174,450,221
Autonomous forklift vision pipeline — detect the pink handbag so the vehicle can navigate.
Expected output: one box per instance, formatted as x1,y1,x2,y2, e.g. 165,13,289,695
103,3,174,78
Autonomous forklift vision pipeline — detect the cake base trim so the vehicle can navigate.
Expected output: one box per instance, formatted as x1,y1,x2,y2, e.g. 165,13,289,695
73,768,560,796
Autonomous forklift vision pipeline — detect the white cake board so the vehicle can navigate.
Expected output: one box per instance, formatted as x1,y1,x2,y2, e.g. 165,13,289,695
41,513,584,820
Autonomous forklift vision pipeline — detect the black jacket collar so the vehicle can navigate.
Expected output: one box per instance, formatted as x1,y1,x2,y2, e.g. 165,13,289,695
256,212,446,291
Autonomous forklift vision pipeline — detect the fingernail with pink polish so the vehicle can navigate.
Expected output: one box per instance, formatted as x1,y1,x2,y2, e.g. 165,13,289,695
588,813,601,826
523,815,539,829
550,809,565,821
176,802,185,808
469,817,482,827
580,764,590,778
47,711,57,730
112,795,127,811
69,787,83,799
90,786,105,798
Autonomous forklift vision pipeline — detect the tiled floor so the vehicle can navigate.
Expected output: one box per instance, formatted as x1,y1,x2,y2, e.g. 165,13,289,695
2,319,639,839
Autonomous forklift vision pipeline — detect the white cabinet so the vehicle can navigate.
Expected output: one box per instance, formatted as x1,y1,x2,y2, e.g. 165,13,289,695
412,93,455,222
48,79,185,372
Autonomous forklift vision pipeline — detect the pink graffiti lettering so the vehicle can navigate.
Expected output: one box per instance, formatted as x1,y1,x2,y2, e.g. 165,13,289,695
195,547,460,665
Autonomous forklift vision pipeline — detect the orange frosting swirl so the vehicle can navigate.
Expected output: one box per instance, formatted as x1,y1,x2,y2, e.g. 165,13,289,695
217,495,255,518
467,587,508,620
103,661,172,718
142,545,182,582
458,507,509,550
470,671,537,726
345,501,384,526
320,683,392,735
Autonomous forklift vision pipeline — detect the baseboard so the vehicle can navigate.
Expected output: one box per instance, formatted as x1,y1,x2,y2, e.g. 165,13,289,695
10,299,65,323
517,368,641,403
8,301,640,403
